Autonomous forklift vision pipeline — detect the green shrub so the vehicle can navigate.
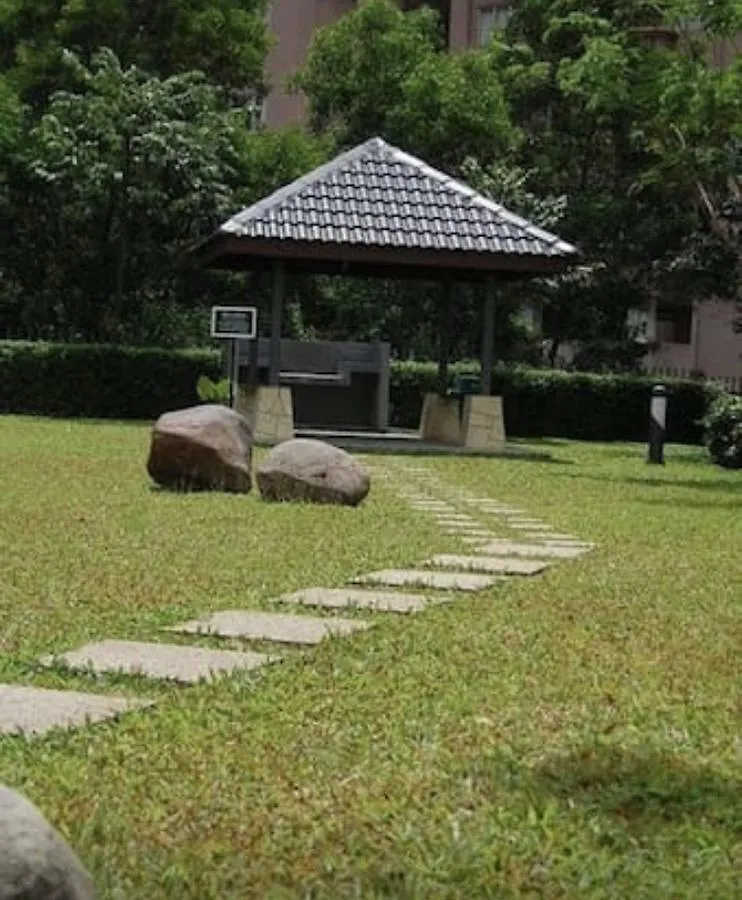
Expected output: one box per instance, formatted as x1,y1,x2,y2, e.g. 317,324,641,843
196,374,231,404
701,393,742,468
0,341,221,419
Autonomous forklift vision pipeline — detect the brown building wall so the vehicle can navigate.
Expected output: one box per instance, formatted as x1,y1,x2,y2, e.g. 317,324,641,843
711,31,742,67
264,0,356,128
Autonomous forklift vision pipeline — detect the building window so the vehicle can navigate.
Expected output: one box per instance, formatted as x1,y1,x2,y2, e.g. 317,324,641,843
244,92,266,131
655,303,693,344
477,5,512,46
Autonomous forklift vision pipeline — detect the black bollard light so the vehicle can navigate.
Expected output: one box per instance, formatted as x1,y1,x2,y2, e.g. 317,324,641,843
647,384,667,465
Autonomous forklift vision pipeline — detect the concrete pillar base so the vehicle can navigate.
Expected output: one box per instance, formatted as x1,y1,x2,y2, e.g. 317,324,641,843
419,393,506,450
236,385,294,445
419,394,463,445
461,395,506,450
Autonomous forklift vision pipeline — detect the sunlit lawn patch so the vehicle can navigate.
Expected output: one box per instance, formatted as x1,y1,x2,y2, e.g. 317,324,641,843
0,417,739,898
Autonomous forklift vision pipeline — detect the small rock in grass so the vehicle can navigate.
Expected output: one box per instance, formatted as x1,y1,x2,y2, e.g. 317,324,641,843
0,785,97,899
257,439,370,506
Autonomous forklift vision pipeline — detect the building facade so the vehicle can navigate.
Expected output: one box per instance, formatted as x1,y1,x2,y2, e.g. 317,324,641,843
639,298,742,392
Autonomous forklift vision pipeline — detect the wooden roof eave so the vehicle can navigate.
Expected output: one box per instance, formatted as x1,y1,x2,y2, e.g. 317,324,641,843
195,231,580,281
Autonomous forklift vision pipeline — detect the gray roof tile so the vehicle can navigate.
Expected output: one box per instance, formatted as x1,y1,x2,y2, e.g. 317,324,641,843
219,137,577,261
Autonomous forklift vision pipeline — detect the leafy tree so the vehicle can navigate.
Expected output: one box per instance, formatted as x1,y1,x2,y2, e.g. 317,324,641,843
293,0,522,359
0,74,21,159
0,48,331,345
487,0,742,364
294,0,742,367
297,0,518,168
1,49,253,343
0,0,269,105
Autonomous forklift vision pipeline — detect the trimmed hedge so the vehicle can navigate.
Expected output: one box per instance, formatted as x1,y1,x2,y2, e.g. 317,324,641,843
0,341,221,420
390,361,721,444
0,341,722,444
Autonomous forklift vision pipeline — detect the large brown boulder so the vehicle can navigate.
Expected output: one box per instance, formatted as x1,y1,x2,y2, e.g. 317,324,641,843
257,439,370,506
147,404,253,493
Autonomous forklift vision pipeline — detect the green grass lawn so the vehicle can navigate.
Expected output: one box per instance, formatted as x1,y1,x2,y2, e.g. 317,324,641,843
0,416,740,899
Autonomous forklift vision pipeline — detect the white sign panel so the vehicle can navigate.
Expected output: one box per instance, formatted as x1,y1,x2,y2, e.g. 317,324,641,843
210,306,257,340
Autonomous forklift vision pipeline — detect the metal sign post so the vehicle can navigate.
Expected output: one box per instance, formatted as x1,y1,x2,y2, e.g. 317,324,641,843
211,306,257,410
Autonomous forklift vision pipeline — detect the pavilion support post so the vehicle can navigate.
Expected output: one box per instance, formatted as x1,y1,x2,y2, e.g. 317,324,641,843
269,261,285,386
237,261,294,445
459,281,505,450
437,277,453,396
480,285,496,396
247,271,260,387
419,275,461,445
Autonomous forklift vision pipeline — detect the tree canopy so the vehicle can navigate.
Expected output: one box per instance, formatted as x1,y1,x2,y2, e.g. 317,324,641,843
295,0,742,367
0,0,740,364
0,0,269,104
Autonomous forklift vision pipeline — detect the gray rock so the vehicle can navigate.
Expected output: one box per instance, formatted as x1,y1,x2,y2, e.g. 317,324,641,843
257,439,370,506
146,404,253,493
0,786,96,900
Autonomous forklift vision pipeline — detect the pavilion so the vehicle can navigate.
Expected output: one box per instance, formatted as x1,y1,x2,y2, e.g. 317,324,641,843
195,136,579,448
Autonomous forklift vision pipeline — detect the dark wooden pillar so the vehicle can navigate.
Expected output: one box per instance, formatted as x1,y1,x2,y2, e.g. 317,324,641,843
247,270,260,387
437,277,453,396
269,261,285,386
480,283,496,395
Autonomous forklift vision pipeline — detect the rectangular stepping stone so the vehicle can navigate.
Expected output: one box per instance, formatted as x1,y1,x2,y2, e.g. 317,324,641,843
167,610,371,645
476,504,523,512
443,528,496,538
425,555,550,575
280,587,439,613
506,519,547,527
510,523,553,531
526,533,577,541
42,640,276,684
0,684,151,737
538,540,595,549
479,541,590,559
353,569,501,592
433,517,478,525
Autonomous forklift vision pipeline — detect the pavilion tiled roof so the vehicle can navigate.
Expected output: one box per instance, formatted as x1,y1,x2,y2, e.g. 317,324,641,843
217,137,578,262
